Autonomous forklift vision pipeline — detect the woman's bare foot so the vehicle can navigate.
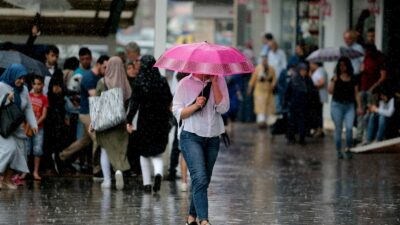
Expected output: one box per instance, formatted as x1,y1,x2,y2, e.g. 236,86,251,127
33,173,42,181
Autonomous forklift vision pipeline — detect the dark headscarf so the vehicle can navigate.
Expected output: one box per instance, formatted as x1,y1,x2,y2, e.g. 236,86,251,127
47,74,65,110
139,55,161,78
0,64,28,108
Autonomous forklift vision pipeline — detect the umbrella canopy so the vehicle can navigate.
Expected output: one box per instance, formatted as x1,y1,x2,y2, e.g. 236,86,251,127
306,47,364,62
0,50,50,76
154,42,254,76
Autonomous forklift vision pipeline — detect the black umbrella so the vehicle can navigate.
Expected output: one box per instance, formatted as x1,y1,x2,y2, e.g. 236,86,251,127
0,50,50,76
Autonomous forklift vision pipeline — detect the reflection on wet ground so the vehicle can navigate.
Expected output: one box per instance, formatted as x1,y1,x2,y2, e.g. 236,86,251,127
1,123,400,224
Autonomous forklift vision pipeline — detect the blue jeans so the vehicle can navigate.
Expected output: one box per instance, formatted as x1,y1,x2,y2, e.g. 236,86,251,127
25,128,44,157
367,113,387,142
331,101,355,151
180,131,220,221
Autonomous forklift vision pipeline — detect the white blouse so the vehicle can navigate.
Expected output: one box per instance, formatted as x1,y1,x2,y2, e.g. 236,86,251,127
172,74,229,138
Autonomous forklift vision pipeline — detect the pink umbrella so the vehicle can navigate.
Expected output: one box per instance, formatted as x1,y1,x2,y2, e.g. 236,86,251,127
154,42,254,76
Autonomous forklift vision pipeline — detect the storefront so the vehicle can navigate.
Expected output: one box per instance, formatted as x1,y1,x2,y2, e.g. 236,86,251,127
248,0,384,57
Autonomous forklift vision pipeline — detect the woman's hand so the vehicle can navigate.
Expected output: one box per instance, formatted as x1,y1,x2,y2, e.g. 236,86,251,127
195,96,207,109
31,127,38,135
88,123,94,133
357,106,364,115
210,75,218,83
7,92,14,102
126,124,135,134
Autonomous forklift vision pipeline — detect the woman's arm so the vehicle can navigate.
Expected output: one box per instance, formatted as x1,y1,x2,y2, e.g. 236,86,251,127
173,80,206,121
212,76,229,114
211,76,222,104
37,107,48,125
179,100,204,119
271,67,277,89
355,85,363,115
24,91,38,132
377,98,395,117
126,85,140,125
328,75,337,94
247,67,258,95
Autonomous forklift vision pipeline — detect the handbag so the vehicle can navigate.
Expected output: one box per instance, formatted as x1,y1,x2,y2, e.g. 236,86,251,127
0,94,26,138
89,87,126,131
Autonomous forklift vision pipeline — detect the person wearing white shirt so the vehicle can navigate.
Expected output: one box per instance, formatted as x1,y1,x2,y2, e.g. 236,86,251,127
367,90,395,143
268,40,287,114
343,30,364,76
172,73,229,225
310,62,328,137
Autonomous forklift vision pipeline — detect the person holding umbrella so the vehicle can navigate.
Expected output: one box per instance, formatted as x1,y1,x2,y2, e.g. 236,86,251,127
173,73,229,225
0,64,38,189
156,42,253,225
328,57,363,159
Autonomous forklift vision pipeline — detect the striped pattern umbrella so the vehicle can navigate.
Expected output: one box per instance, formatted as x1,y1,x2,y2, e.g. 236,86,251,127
306,47,364,62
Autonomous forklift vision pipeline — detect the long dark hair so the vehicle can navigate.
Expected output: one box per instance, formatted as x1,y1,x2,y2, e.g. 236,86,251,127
335,56,354,76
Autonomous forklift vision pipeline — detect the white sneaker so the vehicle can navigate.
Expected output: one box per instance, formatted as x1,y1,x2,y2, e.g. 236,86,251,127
101,180,111,189
115,170,124,190
180,182,188,192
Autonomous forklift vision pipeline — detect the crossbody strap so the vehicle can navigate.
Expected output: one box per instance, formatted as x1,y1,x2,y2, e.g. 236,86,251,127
1,93,9,108
179,82,212,127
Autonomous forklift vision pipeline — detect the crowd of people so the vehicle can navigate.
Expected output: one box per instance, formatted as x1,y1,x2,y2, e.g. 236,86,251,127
1,24,400,225
246,29,400,158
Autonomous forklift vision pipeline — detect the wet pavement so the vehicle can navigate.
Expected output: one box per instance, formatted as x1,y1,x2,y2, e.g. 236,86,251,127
1,123,400,225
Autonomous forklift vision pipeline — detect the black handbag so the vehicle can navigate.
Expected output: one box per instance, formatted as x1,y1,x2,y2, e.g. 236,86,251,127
0,94,25,138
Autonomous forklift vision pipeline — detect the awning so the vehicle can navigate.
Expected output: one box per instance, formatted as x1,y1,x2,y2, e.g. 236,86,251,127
0,0,139,36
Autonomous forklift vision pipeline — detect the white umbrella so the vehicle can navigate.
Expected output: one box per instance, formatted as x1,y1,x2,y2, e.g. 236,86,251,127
306,47,364,62
4,0,71,12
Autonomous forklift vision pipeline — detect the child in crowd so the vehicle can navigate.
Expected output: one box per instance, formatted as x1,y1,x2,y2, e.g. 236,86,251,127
25,76,48,180
366,88,395,143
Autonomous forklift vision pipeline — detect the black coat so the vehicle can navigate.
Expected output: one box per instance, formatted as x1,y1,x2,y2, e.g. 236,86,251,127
127,55,173,157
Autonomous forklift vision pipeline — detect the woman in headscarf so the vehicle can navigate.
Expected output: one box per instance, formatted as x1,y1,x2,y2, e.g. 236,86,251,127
95,56,132,190
247,55,276,129
0,64,38,189
126,55,172,193
285,63,317,145
43,74,68,174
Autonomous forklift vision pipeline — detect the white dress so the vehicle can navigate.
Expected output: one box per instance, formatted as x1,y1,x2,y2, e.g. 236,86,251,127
0,82,37,174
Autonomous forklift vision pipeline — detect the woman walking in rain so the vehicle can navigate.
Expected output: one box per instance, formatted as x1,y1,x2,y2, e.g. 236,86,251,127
126,55,172,193
173,73,229,225
247,55,276,129
0,64,38,189
94,56,132,190
328,56,363,159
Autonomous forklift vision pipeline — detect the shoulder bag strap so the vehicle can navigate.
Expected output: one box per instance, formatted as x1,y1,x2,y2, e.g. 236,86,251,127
1,93,9,108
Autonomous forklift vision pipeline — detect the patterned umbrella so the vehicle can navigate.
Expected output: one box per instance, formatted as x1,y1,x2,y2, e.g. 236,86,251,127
0,51,50,76
154,42,254,76
306,47,364,62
